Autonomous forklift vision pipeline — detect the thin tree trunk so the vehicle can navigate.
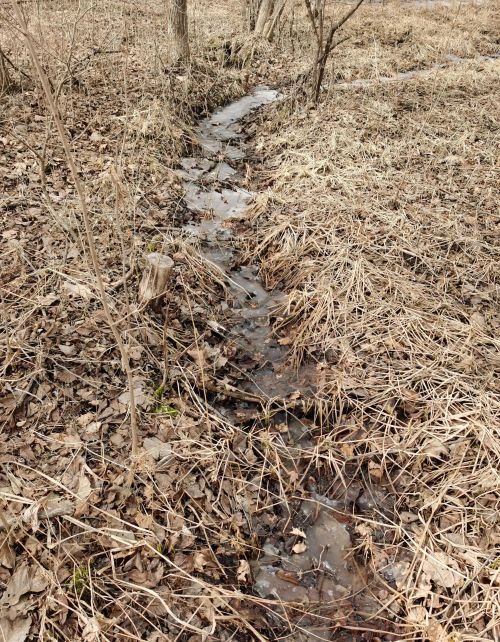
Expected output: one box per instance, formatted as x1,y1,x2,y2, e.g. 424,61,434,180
254,0,275,35
0,47,12,92
305,0,365,102
243,0,257,31
166,0,189,63
264,0,287,41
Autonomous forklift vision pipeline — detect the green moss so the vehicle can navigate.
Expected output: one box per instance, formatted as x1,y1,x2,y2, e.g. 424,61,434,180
70,564,90,598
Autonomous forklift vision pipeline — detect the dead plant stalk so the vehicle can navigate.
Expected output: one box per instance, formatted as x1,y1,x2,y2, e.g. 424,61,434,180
305,0,365,102
10,1,139,461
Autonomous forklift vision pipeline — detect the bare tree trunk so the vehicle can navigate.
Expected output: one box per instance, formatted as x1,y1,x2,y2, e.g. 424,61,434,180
243,0,258,31
245,0,286,40
0,47,12,92
166,0,189,64
254,0,275,35
264,0,287,40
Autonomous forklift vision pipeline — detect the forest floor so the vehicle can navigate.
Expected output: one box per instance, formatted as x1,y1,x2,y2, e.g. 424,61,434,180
0,1,499,641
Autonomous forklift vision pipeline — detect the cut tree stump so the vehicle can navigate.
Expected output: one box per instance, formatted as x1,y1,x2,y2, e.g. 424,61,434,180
139,253,174,305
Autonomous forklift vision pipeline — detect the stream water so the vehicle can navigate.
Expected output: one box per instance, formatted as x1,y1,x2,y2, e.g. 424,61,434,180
177,88,317,401
176,88,373,640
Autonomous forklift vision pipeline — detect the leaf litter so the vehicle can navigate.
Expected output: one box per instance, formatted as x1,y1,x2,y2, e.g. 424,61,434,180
1,0,499,641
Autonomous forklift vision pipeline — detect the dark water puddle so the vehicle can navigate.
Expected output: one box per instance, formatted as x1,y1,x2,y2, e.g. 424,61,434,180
253,500,359,601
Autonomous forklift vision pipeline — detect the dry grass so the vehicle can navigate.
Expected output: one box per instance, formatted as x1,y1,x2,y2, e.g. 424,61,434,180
269,0,500,84
245,9,500,639
331,0,499,81
1,0,499,640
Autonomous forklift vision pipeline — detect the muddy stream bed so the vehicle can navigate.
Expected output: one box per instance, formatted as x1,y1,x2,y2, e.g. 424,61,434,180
172,87,394,641
177,88,316,401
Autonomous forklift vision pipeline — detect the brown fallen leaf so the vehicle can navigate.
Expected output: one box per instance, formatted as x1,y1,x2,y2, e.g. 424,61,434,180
0,540,16,569
63,281,94,301
76,474,92,503
0,563,49,608
81,615,101,641
58,344,77,356
469,311,486,329
275,569,301,585
0,616,32,642
143,437,173,461
422,438,450,460
422,551,463,589
193,551,209,572
237,559,251,583
118,385,147,407
385,560,411,589
407,605,428,626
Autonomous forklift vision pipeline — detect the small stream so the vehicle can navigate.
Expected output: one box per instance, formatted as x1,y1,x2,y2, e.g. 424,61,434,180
173,53,495,634
175,88,372,640
176,50,499,400
177,87,316,401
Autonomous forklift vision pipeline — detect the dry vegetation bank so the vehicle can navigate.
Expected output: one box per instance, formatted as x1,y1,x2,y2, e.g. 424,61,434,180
0,0,499,641
246,20,500,642
0,0,245,439
0,2,259,640
322,1,499,81
264,0,500,86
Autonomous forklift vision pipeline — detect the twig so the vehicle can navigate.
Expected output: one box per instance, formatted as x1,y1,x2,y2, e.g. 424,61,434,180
200,378,266,404
109,265,135,291
1,46,32,81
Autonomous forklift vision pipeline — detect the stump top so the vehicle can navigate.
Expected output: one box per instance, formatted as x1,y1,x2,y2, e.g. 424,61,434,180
145,252,174,268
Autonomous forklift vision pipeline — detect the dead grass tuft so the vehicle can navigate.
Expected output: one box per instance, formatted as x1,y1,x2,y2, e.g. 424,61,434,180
246,43,499,641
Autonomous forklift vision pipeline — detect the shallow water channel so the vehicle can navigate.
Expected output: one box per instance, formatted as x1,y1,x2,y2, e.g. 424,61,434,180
336,52,499,89
177,88,316,401
176,88,375,640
